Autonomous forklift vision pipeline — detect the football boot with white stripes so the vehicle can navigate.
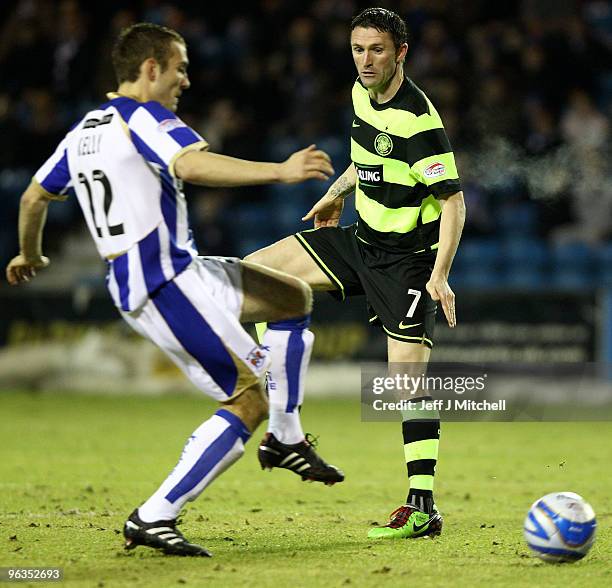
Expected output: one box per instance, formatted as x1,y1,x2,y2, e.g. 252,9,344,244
123,509,212,557
258,433,344,485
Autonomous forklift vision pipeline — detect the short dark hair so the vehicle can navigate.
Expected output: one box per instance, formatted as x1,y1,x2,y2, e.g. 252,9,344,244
350,7,408,50
112,23,185,84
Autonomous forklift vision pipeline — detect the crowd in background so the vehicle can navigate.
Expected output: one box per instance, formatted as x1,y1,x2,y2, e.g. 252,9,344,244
1,0,611,289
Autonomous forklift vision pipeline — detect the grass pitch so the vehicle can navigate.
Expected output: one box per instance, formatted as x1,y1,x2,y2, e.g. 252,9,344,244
1,391,611,588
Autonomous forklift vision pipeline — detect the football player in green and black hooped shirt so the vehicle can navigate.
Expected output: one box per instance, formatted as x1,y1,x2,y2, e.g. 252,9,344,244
246,7,465,539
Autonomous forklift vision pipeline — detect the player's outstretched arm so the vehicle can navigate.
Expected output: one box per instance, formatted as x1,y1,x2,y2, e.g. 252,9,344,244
6,180,52,286
425,191,466,328
174,144,334,187
302,163,356,228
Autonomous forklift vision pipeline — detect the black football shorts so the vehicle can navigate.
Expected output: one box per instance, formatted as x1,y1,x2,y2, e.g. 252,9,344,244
295,224,438,347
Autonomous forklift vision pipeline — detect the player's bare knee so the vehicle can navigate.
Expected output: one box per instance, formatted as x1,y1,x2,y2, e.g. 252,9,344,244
225,382,268,432
299,278,313,315
248,382,269,424
273,279,311,321
286,276,312,317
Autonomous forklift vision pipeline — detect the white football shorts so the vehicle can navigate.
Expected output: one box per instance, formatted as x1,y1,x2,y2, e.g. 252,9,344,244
121,256,270,402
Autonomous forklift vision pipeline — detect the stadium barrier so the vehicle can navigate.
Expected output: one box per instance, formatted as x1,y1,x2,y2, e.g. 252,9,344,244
0,287,608,395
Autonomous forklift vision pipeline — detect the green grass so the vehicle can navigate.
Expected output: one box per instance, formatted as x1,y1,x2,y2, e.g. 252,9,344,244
1,391,611,587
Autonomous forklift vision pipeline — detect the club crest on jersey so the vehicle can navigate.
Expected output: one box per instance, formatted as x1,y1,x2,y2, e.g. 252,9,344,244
423,162,446,178
355,163,384,187
157,118,187,133
247,347,267,370
374,133,393,157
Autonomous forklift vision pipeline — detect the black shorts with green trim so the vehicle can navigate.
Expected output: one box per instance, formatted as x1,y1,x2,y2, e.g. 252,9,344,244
295,225,437,348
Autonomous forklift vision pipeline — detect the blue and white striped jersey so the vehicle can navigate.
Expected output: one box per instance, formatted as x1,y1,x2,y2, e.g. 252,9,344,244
34,94,208,311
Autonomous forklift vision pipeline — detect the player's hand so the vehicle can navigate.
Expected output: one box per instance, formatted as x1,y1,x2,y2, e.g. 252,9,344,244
278,144,334,184
6,254,49,286
302,192,344,228
426,272,456,328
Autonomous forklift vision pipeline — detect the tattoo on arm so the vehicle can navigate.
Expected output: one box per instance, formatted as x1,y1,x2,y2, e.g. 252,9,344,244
329,176,354,200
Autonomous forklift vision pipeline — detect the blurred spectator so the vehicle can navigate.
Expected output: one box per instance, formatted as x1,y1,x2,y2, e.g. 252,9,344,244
551,149,612,245
524,100,561,155
52,0,94,103
410,20,459,78
0,1,611,281
0,15,53,95
561,89,610,150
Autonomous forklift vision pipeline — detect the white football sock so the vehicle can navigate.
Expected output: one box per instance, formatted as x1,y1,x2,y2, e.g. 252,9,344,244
138,409,250,522
267,408,304,445
262,318,314,445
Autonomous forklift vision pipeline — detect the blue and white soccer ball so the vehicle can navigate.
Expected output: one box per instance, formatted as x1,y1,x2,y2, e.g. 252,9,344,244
524,492,597,563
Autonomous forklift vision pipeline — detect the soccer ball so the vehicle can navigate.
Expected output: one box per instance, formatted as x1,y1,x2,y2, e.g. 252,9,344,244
523,492,597,563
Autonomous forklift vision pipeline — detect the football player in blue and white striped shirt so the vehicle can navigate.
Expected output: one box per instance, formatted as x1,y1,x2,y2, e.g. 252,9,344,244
6,23,343,557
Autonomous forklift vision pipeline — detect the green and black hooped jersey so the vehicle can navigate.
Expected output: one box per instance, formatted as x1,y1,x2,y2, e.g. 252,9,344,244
351,76,461,252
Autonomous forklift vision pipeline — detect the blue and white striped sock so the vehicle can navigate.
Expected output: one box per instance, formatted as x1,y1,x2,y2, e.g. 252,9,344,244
138,409,250,522
263,315,313,445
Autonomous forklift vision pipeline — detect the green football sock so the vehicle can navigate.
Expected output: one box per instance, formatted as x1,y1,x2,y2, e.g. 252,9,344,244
255,322,267,343
402,395,440,513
